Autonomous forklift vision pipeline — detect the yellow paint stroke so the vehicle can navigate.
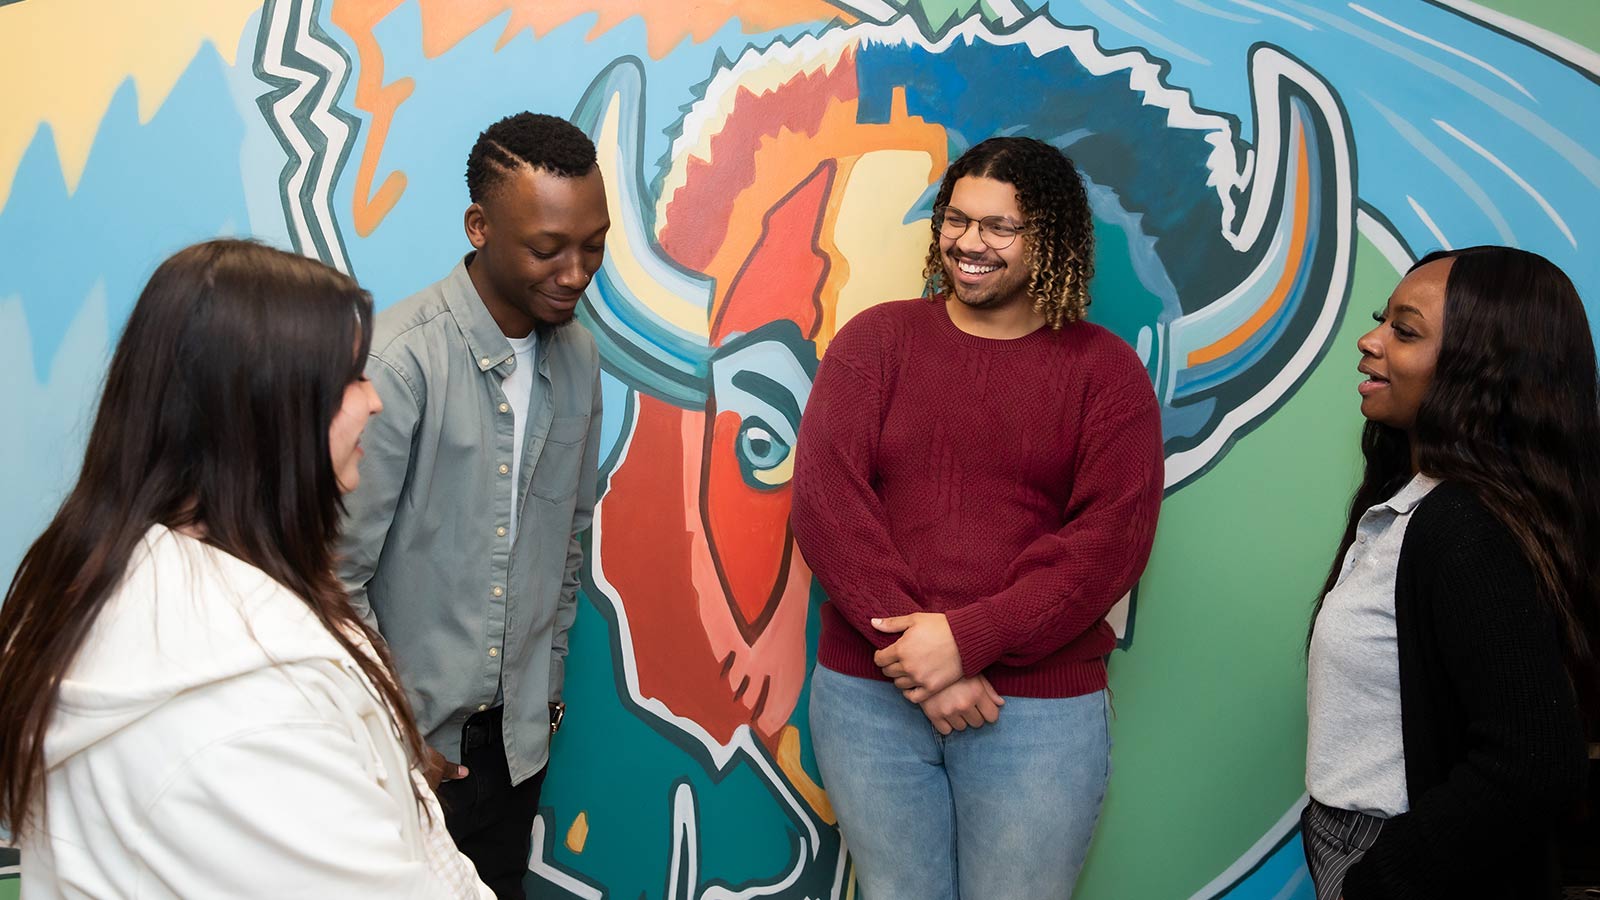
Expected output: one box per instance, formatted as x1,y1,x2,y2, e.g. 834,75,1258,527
565,810,589,853
777,724,836,824
1188,122,1311,366
829,146,941,343
0,0,262,211
332,0,851,236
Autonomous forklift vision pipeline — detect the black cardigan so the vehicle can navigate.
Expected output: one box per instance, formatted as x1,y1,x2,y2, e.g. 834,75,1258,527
1342,481,1589,899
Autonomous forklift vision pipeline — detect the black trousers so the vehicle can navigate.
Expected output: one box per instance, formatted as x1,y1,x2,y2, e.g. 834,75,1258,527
437,707,547,900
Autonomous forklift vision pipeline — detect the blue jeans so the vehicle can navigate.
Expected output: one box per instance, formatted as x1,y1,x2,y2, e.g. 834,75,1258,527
809,665,1111,900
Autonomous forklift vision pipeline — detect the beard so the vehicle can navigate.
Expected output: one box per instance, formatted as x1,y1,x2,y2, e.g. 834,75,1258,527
943,251,1030,310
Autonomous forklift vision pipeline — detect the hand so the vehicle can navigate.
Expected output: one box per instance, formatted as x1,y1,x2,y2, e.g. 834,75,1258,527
918,675,1005,735
872,612,963,701
423,745,469,792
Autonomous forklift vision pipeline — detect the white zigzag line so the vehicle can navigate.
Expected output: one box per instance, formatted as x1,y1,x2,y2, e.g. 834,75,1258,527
260,0,353,273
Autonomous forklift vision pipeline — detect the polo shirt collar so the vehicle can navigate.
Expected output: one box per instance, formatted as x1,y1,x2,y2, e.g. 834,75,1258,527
1382,473,1441,515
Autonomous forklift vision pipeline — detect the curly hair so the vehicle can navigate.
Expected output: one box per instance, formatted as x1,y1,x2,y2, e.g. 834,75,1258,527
465,112,597,203
921,136,1095,328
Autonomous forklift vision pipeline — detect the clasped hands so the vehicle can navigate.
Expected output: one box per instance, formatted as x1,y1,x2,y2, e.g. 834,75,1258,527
872,612,1003,736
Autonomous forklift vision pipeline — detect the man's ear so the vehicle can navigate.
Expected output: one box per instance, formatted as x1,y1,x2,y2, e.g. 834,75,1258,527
464,203,489,249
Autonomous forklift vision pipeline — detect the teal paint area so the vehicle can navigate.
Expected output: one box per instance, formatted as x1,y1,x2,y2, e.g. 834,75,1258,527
538,586,841,897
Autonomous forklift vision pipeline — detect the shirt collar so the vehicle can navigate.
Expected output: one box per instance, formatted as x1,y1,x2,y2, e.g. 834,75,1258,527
443,253,557,378
1381,473,1441,515
442,253,515,375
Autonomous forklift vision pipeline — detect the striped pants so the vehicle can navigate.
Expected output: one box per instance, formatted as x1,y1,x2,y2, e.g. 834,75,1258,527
1302,797,1387,900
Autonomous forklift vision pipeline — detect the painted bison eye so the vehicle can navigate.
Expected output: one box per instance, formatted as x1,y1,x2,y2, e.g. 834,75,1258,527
737,416,793,489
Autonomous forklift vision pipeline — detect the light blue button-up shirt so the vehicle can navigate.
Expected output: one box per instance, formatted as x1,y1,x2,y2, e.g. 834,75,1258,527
339,255,601,784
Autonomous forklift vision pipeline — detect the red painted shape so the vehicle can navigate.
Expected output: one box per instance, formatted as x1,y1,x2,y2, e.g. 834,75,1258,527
711,162,833,344
601,397,745,742
702,409,796,640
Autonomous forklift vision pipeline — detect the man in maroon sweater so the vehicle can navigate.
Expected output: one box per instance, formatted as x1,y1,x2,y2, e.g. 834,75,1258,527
791,136,1163,899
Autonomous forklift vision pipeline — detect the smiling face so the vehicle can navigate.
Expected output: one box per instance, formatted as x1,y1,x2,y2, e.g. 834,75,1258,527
465,165,610,337
329,374,382,493
939,175,1032,315
1357,257,1452,432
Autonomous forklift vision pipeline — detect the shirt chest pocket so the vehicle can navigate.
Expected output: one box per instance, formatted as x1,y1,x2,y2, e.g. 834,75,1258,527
529,414,589,503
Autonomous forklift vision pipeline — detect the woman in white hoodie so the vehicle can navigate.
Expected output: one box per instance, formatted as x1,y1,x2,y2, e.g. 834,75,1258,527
0,240,491,899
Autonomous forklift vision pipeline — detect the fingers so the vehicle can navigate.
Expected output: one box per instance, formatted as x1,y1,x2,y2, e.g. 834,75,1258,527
983,682,1005,707
871,645,900,668
423,747,467,790
892,675,917,690
931,716,954,736
870,615,914,634
976,695,1001,724
960,706,984,729
881,662,909,679
923,670,960,696
903,685,932,703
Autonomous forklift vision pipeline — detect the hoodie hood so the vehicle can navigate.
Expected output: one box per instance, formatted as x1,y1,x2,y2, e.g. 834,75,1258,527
44,526,355,769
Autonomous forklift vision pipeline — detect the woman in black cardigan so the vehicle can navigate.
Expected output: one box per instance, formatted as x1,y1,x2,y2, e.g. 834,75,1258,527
1305,245,1598,900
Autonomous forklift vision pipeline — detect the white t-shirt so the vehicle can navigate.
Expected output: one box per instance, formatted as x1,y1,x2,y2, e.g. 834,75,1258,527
501,333,538,544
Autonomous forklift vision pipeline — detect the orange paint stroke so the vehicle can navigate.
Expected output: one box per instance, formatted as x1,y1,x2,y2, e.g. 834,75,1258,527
812,154,856,351
1188,124,1311,366
331,0,413,237
331,0,852,236
777,724,836,824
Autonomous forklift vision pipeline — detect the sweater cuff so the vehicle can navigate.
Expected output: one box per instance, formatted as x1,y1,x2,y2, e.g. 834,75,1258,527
945,603,1003,676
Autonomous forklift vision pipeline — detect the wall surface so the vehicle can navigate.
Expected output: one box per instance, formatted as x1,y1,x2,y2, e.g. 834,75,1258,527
1,1,1597,897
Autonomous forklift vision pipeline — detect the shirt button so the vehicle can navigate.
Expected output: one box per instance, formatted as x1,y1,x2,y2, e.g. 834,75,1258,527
499,402,510,413
496,526,507,537
479,357,491,368
477,704,488,712
498,463,510,475
488,647,499,658
492,585,504,597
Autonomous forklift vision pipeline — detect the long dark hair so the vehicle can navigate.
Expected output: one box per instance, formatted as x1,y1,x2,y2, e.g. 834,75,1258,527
1314,245,1600,728
0,239,429,832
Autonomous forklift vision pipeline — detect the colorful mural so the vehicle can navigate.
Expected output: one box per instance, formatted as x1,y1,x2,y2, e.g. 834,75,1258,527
3,1,1598,898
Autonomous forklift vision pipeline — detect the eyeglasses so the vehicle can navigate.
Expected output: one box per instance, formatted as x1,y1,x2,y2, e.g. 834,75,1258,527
935,207,1029,250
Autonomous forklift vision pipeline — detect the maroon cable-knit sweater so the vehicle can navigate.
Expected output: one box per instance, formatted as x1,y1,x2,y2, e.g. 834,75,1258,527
791,297,1164,698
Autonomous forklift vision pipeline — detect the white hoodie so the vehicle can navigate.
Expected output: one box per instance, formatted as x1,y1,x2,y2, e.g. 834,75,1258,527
19,526,491,899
